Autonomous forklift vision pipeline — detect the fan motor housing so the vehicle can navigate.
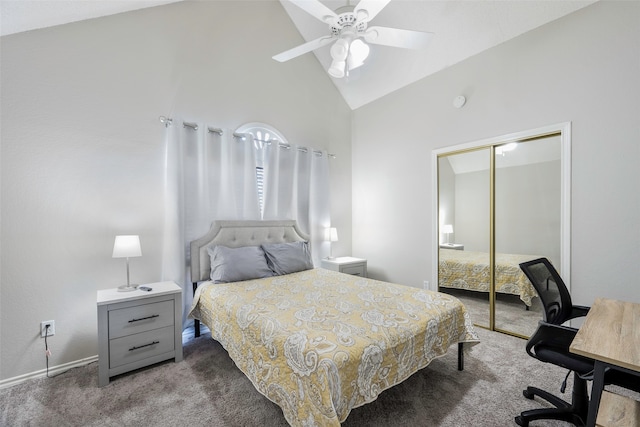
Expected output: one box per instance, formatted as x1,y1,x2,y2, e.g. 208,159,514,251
330,12,368,36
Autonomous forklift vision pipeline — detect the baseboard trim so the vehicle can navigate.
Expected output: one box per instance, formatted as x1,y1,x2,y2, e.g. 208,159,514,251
0,355,98,390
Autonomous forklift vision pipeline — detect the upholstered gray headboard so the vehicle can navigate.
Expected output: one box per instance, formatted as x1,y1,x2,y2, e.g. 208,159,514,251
189,219,310,283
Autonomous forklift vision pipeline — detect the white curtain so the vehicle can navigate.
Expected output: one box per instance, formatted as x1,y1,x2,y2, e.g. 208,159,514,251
162,121,331,328
162,121,260,327
262,143,331,265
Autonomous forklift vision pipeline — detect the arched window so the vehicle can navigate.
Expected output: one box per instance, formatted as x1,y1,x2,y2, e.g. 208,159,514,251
235,123,289,217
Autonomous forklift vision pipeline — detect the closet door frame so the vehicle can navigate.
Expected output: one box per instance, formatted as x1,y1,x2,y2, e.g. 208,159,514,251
431,122,571,336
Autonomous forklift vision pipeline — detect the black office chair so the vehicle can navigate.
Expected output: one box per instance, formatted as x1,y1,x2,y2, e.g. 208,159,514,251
515,257,592,427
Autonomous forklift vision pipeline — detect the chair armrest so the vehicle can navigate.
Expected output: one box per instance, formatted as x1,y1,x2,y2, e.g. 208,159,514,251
526,321,579,359
567,305,590,321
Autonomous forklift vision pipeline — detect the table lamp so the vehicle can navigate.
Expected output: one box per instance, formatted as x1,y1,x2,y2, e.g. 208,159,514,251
325,227,338,259
112,235,142,292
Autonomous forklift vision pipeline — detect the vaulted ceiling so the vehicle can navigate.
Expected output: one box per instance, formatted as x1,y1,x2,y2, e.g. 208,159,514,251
1,0,597,109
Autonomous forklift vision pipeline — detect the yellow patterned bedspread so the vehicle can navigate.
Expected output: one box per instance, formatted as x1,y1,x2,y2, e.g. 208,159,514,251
438,250,538,306
188,268,478,426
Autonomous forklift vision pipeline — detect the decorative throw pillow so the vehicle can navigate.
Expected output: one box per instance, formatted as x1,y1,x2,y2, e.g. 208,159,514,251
261,241,314,275
207,245,274,283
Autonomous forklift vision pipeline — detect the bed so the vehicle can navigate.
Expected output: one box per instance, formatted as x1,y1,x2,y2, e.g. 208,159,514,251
438,248,539,306
188,220,479,427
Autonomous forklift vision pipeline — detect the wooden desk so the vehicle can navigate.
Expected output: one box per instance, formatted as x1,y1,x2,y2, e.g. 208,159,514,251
570,298,640,427
595,391,640,427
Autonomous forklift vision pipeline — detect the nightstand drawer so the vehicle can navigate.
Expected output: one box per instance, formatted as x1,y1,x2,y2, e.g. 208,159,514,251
109,326,175,369
341,265,365,276
109,300,174,339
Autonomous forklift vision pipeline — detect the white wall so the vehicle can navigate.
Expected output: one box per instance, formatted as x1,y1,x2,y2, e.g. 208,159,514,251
0,1,352,381
352,1,639,305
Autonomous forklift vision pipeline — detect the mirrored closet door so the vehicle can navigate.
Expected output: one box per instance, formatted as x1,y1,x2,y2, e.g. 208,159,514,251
438,149,491,329
493,135,562,337
434,124,570,338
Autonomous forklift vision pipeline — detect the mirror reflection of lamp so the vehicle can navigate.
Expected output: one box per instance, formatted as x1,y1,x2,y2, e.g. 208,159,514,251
442,224,453,244
496,142,518,156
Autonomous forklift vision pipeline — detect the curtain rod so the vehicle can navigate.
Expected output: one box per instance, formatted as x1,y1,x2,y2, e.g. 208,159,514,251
159,116,173,127
183,121,198,131
233,132,336,158
159,117,221,134
160,117,335,158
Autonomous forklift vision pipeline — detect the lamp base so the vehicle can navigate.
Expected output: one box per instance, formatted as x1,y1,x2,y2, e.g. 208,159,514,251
117,284,139,292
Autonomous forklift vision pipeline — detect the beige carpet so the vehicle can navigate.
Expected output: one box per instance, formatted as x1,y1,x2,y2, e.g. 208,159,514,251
2,328,586,426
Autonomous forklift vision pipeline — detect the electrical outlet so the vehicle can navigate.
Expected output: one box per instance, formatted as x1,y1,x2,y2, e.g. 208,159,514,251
41,320,55,337
423,280,429,290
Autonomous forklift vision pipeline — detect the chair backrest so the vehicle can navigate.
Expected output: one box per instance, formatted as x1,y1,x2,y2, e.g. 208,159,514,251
519,258,573,325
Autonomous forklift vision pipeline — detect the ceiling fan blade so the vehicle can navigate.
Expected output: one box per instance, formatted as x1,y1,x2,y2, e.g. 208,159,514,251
364,26,434,50
354,0,391,22
288,0,338,24
273,36,337,62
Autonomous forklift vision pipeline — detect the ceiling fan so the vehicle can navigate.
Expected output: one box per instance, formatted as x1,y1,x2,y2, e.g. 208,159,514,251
273,0,434,79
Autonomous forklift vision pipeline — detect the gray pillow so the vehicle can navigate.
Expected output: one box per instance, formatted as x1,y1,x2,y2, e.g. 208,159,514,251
261,241,314,275
207,245,274,283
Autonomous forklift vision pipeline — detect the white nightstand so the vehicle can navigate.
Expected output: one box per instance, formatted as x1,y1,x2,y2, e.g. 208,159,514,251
440,243,464,251
97,281,183,387
321,257,367,277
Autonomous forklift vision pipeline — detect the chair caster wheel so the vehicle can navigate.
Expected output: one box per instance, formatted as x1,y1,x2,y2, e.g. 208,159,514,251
514,415,528,426
523,389,535,399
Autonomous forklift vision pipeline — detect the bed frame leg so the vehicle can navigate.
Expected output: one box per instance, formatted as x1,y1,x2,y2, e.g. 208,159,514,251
458,342,464,371
192,281,201,338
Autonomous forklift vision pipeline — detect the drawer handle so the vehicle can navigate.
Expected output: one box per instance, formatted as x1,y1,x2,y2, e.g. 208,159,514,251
129,341,159,351
128,314,159,323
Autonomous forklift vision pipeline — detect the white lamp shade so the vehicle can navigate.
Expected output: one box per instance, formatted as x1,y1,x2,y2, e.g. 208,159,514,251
330,38,350,61
112,235,142,258
325,227,339,242
347,39,370,70
328,38,352,78
328,59,346,78
442,224,453,234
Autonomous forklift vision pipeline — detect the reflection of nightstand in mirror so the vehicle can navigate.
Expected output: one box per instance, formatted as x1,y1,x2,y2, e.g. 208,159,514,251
440,243,464,251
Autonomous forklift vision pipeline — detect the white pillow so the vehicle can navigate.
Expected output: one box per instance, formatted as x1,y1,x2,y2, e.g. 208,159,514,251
207,245,274,283
261,241,314,275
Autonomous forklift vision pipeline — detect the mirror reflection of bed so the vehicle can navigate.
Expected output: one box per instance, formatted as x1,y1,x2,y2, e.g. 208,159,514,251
436,132,563,338
438,247,545,337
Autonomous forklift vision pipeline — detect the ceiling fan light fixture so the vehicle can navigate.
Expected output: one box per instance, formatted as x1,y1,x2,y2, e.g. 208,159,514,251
347,39,370,70
328,59,347,78
328,37,352,78
276,0,433,78
330,37,350,61
363,28,379,44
